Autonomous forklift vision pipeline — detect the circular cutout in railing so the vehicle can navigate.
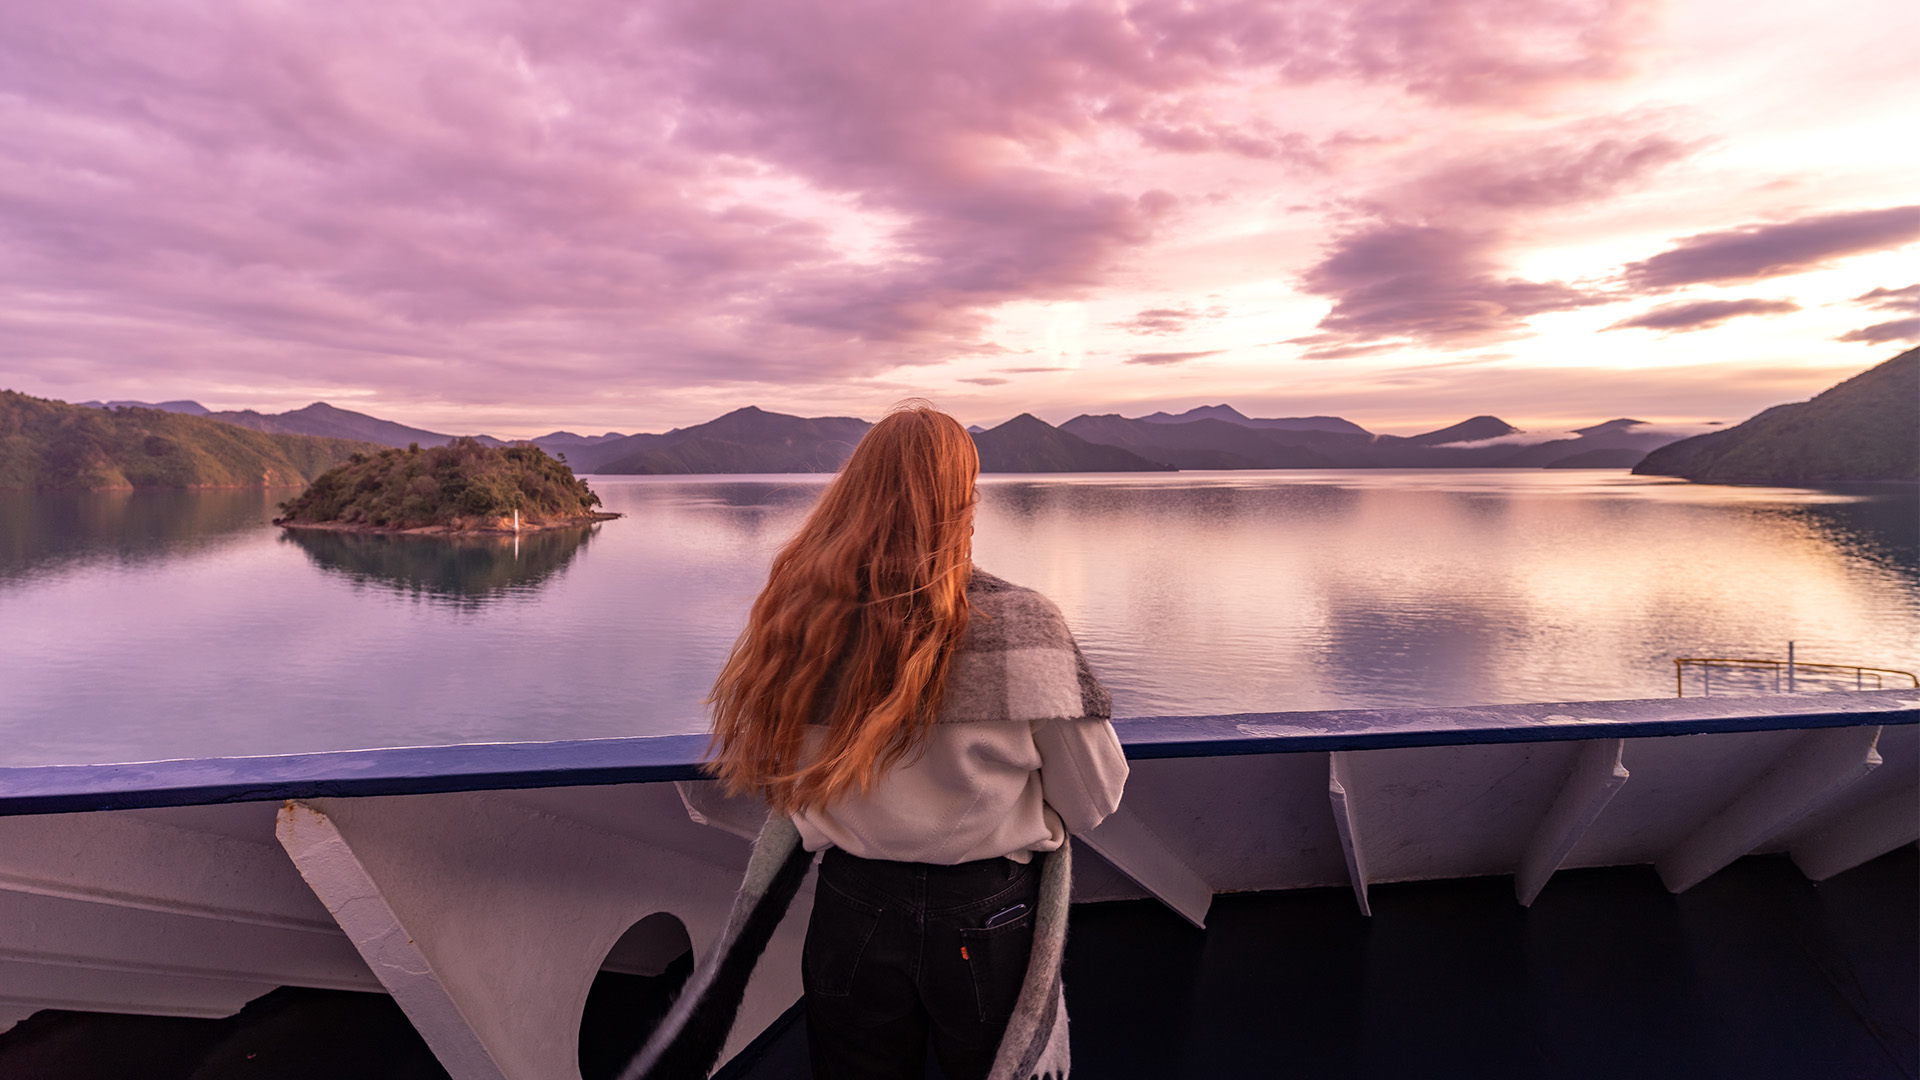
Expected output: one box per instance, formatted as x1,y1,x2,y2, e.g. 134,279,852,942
579,912,694,1080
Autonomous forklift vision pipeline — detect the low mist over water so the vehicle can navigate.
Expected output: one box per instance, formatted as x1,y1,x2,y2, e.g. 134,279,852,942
1,473,1914,767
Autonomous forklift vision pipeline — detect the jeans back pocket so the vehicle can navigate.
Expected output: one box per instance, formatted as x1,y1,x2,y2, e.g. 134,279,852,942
958,910,1036,1022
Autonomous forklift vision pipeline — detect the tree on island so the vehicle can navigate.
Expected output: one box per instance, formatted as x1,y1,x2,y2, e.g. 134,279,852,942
277,438,609,531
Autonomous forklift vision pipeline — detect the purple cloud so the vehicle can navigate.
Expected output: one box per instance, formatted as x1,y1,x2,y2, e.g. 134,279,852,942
1280,339,1409,361
1122,0,1655,104
0,0,1823,427
1621,206,1920,290
1851,284,1920,313
1414,135,1695,209
1831,284,1920,344
1298,224,1604,349
643,0,1649,350
958,376,1010,385
1113,307,1202,335
1292,131,1692,353
1136,124,1326,166
1836,318,1920,345
1604,298,1800,334
1126,350,1225,366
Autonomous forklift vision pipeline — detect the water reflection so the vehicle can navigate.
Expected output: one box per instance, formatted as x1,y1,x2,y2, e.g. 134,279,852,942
970,475,1920,715
1783,490,1920,578
1,473,1914,766
281,525,600,605
0,488,278,583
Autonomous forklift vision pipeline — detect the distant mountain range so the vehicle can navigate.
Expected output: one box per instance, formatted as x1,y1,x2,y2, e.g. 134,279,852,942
63,398,1690,473
63,392,1721,475
77,399,211,415
1052,410,1685,470
203,402,513,451
72,399,619,459
973,414,1174,472
1135,405,1369,436
568,406,873,474
556,404,1683,474
54,350,1912,480
1635,348,1917,485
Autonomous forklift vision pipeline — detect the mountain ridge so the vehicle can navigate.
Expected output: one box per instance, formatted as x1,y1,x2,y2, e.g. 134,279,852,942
208,402,511,451
974,414,1174,472
1400,415,1519,447
44,392,1740,475
1135,404,1371,436
1,392,383,490
582,406,873,474
1633,349,1918,484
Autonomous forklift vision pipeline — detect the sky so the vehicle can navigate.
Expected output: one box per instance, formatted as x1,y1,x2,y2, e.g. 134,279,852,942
2,0,1916,438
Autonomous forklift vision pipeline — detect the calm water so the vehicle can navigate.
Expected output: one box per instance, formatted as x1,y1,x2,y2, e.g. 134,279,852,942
1,472,1915,767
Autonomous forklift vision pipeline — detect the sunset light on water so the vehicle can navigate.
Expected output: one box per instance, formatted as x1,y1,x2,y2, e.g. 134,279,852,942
1,475,1911,766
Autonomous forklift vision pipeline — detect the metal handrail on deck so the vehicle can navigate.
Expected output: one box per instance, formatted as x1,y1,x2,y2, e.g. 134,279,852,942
4,689,1918,817
1675,657,1919,697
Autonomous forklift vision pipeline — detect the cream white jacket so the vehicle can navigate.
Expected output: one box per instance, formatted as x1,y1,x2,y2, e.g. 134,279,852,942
685,568,1128,864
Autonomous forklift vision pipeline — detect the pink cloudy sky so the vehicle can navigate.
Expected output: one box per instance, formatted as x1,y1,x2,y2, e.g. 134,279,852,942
3,0,1916,437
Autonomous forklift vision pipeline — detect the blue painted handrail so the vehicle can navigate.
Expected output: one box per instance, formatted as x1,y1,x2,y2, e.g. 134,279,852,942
1,689,1914,817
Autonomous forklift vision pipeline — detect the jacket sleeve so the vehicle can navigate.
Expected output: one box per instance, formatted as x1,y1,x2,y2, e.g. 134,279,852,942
1032,638,1128,834
1033,715,1128,834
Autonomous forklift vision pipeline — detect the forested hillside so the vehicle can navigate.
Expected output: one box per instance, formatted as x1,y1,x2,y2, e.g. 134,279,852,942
1634,349,1918,484
0,392,382,490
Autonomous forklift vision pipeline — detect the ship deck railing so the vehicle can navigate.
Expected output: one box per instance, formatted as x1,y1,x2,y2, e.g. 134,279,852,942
1675,656,1919,697
1,688,1915,1077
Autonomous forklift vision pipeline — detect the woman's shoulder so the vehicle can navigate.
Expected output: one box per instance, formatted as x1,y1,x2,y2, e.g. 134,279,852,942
965,565,1054,610
946,566,1108,722
963,566,1074,649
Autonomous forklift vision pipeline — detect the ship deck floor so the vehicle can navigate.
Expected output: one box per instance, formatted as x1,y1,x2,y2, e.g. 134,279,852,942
3,846,1914,1079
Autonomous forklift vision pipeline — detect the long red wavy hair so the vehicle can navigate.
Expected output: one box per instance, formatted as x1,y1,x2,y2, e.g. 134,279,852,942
705,403,979,813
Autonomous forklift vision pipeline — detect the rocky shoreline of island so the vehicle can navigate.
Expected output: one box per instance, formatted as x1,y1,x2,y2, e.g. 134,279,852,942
275,511,621,536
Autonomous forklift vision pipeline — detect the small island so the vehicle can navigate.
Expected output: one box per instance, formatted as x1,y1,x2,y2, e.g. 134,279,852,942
276,438,619,533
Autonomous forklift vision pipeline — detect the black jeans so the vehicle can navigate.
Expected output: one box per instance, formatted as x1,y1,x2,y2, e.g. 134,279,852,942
803,847,1042,1080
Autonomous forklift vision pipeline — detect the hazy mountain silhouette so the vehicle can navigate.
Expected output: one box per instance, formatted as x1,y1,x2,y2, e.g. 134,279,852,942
78,399,211,415
65,392,1708,476
1060,410,1691,469
529,431,634,470
1496,420,1683,468
973,414,1174,472
209,402,510,450
580,408,1172,474
1399,415,1518,446
534,431,627,447
1060,414,1347,468
201,401,639,460
1574,419,1649,435
587,406,873,474
1634,349,1919,484
1135,404,1370,436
